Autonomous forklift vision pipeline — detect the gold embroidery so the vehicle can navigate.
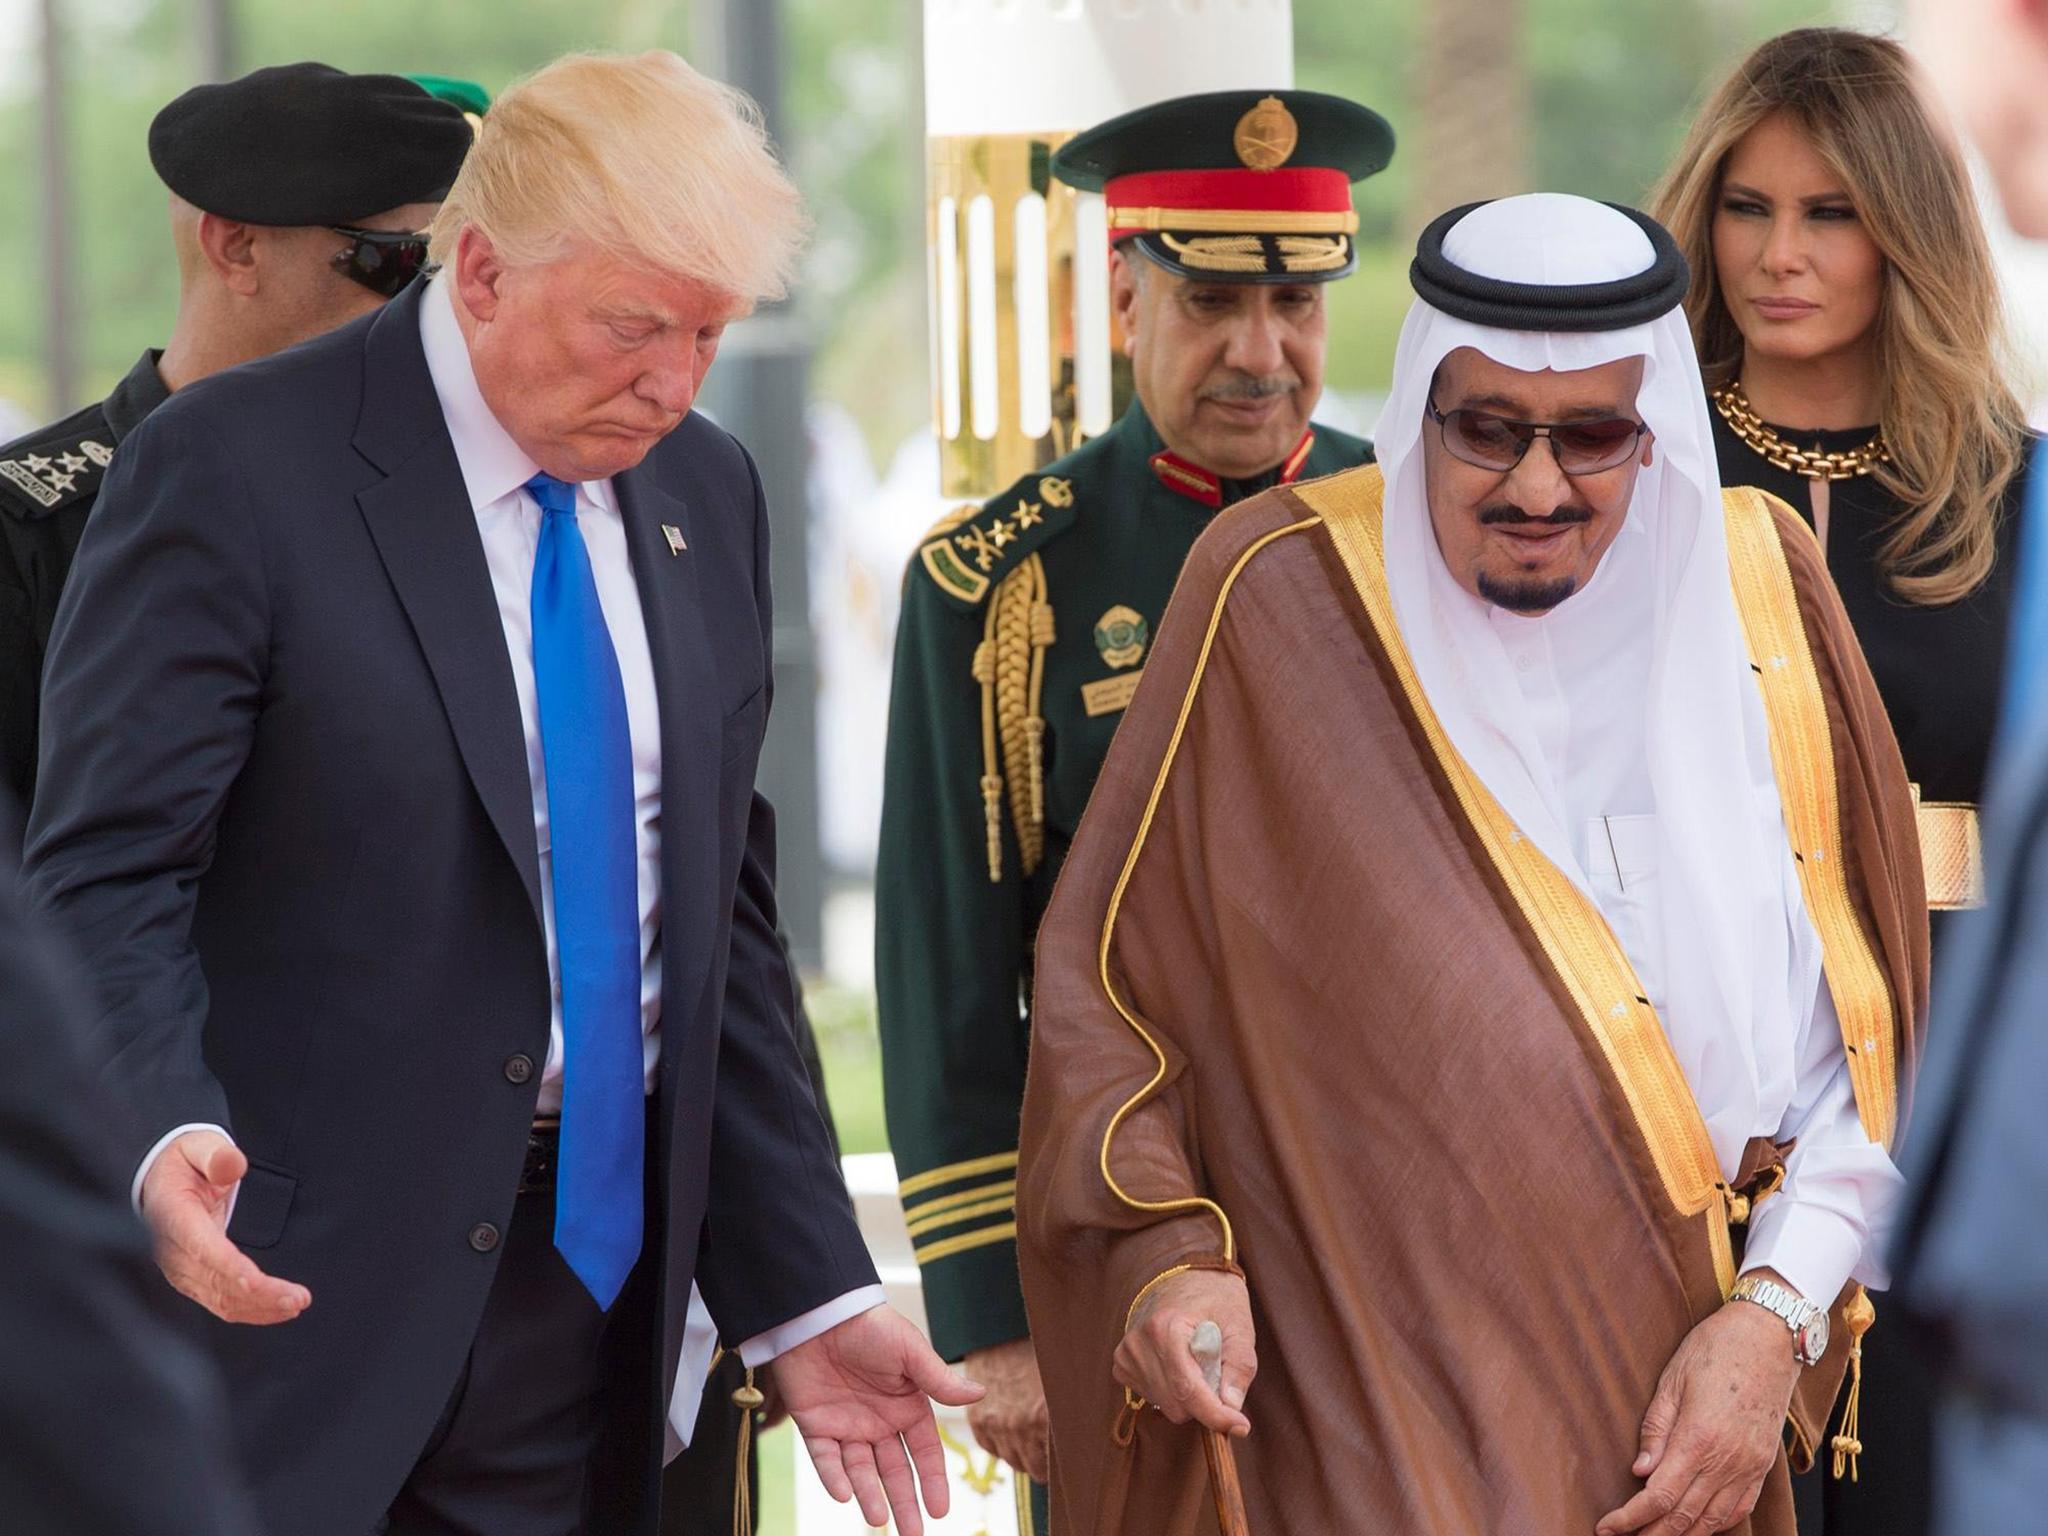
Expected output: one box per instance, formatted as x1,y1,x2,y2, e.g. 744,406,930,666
902,1178,1019,1228
1233,96,1299,170
919,538,989,604
956,524,1001,572
1159,231,1269,274
913,1221,1019,1265
1722,486,1900,1147
898,1150,1020,1199
1301,468,1740,1292
1107,205,1360,236
1276,234,1351,273
906,1191,1019,1239
1039,476,1075,510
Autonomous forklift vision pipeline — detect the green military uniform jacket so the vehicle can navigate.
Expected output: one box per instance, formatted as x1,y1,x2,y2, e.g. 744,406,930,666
0,351,170,802
876,400,1372,1361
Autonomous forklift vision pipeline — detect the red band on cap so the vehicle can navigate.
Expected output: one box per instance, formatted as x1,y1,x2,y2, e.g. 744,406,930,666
1106,167,1352,214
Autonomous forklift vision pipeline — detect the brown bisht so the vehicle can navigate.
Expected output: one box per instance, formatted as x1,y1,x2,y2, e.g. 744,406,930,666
1016,465,1926,1535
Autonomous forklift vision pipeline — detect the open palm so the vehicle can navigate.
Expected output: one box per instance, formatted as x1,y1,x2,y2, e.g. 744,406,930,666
774,1305,985,1536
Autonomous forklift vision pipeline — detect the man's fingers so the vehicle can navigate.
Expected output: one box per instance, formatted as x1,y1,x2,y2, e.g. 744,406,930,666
903,1412,953,1519
1695,1480,1759,1535
805,1437,852,1505
841,1440,890,1530
908,1347,984,1407
1596,1451,1701,1536
874,1435,925,1536
1159,1340,1249,1436
1219,1339,1258,1413
1633,1382,1680,1477
196,1138,249,1190
1022,1414,1051,1485
157,1213,309,1324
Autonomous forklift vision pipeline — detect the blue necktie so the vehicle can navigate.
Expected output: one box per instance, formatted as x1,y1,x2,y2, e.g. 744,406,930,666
526,472,643,1310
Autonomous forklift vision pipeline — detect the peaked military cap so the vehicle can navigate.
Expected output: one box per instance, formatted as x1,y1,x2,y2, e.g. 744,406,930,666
1053,89,1395,283
149,62,473,227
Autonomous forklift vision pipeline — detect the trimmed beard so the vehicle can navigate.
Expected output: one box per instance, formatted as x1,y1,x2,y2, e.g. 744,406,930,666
1477,570,1579,614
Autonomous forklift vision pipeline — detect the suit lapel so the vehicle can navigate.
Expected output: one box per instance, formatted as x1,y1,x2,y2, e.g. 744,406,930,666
351,283,544,927
614,455,720,1085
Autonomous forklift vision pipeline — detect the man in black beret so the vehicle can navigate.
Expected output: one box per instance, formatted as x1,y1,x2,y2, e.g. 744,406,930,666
0,62,475,804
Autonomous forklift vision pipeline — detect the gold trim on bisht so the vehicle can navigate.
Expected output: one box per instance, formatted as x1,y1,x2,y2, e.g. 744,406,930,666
1722,486,1901,1148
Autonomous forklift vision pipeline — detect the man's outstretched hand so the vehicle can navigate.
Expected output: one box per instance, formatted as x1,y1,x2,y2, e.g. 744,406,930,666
139,1130,311,1325
772,1304,985,1536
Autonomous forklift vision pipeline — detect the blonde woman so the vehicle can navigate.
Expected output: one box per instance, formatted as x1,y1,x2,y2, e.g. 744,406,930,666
1652,27,2037,1536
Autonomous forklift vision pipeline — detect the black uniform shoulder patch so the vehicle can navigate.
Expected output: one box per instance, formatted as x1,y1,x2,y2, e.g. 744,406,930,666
916,471,1081,609
0,404,116,521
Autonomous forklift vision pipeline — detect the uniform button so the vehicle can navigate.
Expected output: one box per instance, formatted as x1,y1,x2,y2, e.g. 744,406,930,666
503,1053,535,1084
468,1222,501,1253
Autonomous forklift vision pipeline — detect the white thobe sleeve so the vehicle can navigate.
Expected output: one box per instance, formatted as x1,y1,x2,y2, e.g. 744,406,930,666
1740,979,1904,1306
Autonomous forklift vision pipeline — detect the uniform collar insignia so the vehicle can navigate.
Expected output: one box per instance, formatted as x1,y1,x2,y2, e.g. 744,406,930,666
1149,428,1316,509
1148,449,1222,508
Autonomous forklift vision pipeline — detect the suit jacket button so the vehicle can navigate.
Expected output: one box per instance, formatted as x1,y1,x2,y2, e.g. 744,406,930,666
468,1222,501,1253
503,1053,535,1084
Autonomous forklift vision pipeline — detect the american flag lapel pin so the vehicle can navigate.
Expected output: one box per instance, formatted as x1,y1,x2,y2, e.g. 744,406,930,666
662,523,687,556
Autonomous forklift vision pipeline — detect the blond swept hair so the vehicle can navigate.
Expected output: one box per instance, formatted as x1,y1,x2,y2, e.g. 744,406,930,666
428,50,807,304
1650,28,2028,606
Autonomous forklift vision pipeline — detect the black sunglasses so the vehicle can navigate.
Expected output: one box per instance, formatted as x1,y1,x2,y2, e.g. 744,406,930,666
1426,396,1650,477
329,227,432,298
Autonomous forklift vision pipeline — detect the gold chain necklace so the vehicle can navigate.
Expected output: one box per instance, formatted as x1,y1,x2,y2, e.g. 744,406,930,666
1711,380,1890,482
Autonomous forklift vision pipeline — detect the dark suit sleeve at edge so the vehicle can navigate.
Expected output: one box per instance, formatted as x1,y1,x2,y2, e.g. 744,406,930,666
22,405,268,1173
0,823,259,1536
693,443,876,1344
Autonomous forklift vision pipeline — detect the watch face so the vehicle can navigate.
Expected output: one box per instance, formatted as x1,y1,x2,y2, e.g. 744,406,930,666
1799,1311,1830,1364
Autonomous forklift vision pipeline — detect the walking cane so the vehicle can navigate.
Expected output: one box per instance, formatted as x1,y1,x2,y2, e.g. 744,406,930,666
1191,1321,1251,1536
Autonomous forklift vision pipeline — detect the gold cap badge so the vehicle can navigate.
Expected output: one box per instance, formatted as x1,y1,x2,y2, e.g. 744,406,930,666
1234,96,1298,171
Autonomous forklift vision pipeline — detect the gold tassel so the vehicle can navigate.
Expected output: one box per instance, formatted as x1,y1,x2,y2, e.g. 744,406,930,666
973,628,1004,883
1832,1288,1877,1482
731,1366,765,1536
1830,1340,1864,1481
981,775,1005,883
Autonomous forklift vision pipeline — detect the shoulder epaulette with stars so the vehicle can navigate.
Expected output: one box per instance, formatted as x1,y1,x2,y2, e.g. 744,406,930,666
915,472,1081,608
0,401,117,521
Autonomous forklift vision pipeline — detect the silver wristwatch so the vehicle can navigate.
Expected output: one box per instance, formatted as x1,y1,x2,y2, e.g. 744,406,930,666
1729,1274,1830,1366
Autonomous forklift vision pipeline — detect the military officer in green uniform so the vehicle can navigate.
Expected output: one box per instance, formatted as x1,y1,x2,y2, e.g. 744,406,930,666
876,89,1395,1523
0,64,476,802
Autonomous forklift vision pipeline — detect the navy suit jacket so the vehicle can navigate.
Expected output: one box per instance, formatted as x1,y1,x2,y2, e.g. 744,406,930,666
23,280,875,1536
0,801,258,1536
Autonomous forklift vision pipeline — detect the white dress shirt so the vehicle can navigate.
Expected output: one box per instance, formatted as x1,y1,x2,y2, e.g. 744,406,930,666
137,275,883,1385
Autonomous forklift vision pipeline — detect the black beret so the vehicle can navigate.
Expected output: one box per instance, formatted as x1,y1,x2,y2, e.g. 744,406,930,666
149,62,474,227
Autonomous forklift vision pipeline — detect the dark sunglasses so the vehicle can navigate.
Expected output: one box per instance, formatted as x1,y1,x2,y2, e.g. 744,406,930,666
1426,397,1650,477
329,227,432,298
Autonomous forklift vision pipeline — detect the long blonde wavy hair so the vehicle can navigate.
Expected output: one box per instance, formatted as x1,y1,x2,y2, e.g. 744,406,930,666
1650,28,2028,605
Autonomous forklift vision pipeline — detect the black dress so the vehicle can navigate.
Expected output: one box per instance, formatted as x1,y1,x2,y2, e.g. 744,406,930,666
1713,409,2029,1536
